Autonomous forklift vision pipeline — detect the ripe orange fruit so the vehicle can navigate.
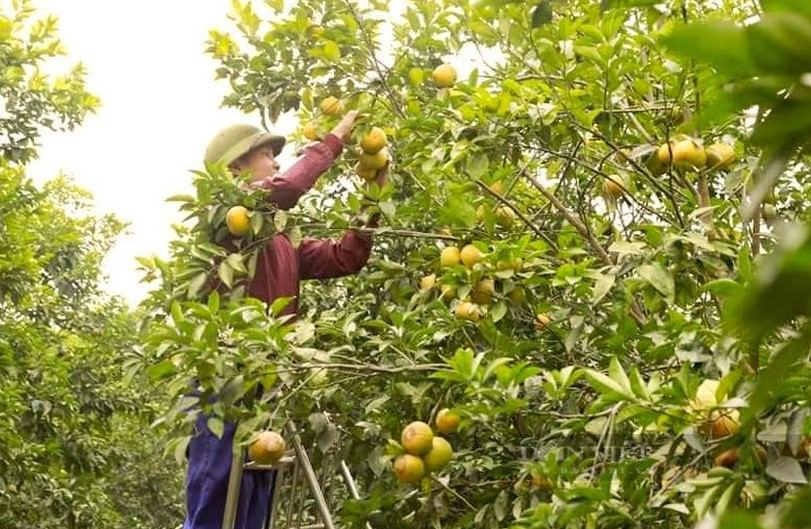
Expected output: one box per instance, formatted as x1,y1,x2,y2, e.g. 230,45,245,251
440,246,461,268
358,148,388,170
710,410,740,439
495,206,516,228
302,122,320,141
401,421,434,455
435,408,461,434
248,431,286,465
488,180,504,195
460,244,483,268
419,274,436,290
393,454,425,484
531,472,553,491
319,96,344,116
476,204,487,223
470,279,495,305
226,206,251,237
535,312,551,329
507,286,526,303
672,139,707,169
354,162,378,182
705,143,735,170
432,63,457,88
422,437,453,471
713,447,739,468
454,301,481,322
360,127,387,154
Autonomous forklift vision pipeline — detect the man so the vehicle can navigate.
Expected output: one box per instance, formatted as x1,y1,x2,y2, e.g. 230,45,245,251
184,110,386,529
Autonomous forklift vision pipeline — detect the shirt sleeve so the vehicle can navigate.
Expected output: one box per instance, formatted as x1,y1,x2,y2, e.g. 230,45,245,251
298,230,374,280
253,134,343,210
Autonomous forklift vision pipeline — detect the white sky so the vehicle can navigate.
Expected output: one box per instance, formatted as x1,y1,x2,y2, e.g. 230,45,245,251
27,0,298,306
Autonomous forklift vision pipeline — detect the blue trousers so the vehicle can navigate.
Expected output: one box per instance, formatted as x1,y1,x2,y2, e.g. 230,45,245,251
183,413,275,529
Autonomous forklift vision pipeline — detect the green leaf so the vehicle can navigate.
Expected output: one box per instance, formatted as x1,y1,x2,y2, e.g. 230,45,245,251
583,368,627,398
147,359,177,381
628,366,651,401
188,272,208,299
323,40,341,62
608,356,633,396
660,20,757,77
226,253,247,273
464,152,489,179
274,210,288,232
702,278,743,298
288,225,302,248
165,194,195,202
762,0,811,21
207,291,220,313
490,301,507,322
591,272,615,303
637,263,675,303
717,511,764,529
218,261,234,288
602,0,661,9
531,1,552,27
207,417,225,439
727,226,811,338
170,301,184,326
766,456,808,484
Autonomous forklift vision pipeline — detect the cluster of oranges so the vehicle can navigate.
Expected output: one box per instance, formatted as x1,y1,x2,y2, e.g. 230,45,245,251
393,408,460,484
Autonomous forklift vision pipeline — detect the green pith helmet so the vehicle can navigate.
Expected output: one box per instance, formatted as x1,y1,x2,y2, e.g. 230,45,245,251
204,124,286,166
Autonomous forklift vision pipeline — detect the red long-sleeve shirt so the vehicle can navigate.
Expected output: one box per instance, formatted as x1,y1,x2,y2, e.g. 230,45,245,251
243,133,374,316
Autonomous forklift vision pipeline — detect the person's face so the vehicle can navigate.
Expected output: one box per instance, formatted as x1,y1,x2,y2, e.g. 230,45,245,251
232,145,280,182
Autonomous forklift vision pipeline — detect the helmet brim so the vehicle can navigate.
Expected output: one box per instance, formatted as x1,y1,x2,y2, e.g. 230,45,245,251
218,131,286,167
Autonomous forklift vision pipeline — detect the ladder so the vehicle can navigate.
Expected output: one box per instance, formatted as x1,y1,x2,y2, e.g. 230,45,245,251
221,421,371,529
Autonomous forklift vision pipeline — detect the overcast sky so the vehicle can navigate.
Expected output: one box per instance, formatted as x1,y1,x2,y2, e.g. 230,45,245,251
28,0,298,306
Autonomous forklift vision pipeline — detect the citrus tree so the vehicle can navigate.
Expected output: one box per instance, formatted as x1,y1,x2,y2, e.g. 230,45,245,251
141,0,811,527
0,2,183,527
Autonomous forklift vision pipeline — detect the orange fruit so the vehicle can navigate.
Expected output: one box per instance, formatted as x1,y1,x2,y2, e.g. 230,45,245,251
354,162,378,182
419,274,436,290
302,122,320,141
422,437,453,471
225,206,251,237
535,312,551,329
705,143,735,170
393,454,425,484
319,96,344,116
710,410,740,439
248,431,286,465
435,408,461,434
454,301,481,322
401,421,434,455
460,244,483,268
470,279,495,305
358,148,389,170
432,63,457,88
359,127,387,154
531,473,553,491
672,139,707,169
713,447,740,468
440,246,461,268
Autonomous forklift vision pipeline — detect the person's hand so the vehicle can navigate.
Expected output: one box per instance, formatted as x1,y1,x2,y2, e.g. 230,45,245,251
329,110,359,143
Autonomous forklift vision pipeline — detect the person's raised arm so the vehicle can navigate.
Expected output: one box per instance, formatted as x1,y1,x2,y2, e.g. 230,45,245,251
251,111,358,210
298,163,389,279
